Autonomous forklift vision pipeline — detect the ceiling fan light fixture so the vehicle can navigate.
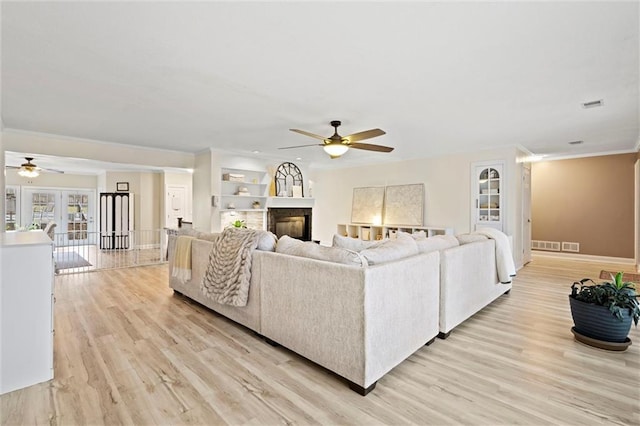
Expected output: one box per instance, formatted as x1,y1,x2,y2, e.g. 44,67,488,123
323,143,349,158
18,167,39,178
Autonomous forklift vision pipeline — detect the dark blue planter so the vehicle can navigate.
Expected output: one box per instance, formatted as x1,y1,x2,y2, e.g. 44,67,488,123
569,296,632,343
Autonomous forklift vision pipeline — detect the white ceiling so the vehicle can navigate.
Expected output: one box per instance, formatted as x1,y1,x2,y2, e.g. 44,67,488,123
2,1,639,172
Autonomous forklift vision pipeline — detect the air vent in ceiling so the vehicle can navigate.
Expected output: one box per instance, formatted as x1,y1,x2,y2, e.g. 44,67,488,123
582,99,603,109
569,140,583,145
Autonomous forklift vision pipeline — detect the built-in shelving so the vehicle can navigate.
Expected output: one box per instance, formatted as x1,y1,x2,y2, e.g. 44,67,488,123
336,223,454,241
220,168,269,230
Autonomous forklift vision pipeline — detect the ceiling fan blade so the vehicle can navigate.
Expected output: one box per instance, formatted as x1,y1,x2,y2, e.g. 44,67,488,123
278,143,324,150
349,142,394,153
344,128,386,143
290,129,327,141
39,167,64,174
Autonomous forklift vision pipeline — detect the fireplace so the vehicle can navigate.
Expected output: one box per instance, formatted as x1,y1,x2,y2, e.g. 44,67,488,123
268,208,312,241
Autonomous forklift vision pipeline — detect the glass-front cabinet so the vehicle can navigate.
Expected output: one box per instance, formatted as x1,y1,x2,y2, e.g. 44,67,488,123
474,162,503,231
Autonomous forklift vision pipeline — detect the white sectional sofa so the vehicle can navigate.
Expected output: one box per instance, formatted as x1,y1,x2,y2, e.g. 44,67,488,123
168,232,440,395
438,238,512,338
167,229,514,395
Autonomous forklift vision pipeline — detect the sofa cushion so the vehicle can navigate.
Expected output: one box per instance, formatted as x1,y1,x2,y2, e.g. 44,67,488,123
412,234,460,253
257,231,278,251
359,232,419,265
276,235,368,267
332,233,380,251
456,233,489,245
409,230,427,239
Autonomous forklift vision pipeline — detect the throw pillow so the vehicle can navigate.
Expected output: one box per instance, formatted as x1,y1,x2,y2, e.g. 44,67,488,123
257,231,277,251
276,235,367,267
332,233,380,252
359,232,419,265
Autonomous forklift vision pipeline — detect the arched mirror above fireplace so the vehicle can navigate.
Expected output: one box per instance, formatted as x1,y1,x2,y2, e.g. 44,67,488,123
275,162,303,197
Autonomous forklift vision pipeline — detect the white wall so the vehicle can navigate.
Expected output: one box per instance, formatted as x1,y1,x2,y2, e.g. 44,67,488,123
105,171,162,230
636,156,639,271
192,150,212,231
0,131,5,232
310,146,524,266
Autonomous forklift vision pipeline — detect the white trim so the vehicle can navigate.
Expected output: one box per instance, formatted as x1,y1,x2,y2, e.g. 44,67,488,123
2,128,191,156
532,251,634,265
539,148,638,162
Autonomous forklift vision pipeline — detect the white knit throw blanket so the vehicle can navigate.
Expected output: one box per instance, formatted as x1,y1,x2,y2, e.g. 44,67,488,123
201,228,262,307
472,227,517,284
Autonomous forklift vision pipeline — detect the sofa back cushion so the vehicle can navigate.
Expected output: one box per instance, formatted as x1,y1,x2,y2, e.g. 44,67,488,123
276,235,368,267
332,233,380,251
359,232,419,265
410,233,460,253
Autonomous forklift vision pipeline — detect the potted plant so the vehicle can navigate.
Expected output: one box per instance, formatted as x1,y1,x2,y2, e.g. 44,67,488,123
569,272,639,350
230,219,246,229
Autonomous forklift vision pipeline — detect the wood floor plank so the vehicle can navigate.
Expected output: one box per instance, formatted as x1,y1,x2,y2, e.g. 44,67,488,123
2,256,639,425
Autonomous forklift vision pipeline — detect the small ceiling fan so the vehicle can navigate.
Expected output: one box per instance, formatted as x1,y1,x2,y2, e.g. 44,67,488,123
6,157,64,177
281,120,394,159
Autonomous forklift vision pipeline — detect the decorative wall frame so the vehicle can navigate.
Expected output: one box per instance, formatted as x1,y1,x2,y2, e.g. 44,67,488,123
383,183,424,226
351,187,385,224
116,182,129,192
274,162,304,197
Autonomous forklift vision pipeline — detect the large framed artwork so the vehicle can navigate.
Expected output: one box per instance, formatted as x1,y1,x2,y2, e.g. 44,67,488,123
351,187,385,224
383,184,424,226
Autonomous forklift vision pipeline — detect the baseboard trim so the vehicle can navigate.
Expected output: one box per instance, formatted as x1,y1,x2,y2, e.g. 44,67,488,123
532,251,634,265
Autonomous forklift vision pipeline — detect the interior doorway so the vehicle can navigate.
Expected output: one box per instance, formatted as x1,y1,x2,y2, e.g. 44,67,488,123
165,184,187,228
522,165,532,265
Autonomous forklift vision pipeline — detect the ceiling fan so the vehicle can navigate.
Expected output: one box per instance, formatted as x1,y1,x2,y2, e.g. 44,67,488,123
281,120,393,159
6,157,64,177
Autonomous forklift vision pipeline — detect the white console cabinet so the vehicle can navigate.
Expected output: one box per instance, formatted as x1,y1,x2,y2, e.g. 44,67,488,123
1,230,54,395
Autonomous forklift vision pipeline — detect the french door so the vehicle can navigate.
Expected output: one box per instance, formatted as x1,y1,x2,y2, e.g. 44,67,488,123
21,188,96,246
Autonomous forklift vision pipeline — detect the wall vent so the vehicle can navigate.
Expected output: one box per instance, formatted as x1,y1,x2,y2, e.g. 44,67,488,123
562,242,580,253
532,240,561,251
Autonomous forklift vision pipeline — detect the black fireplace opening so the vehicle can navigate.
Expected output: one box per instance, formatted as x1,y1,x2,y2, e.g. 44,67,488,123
268,208,312,241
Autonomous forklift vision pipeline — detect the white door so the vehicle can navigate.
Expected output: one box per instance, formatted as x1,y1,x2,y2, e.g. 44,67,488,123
21,188,96,246
522,166,532,264
62,190,96,246
166,185,187,228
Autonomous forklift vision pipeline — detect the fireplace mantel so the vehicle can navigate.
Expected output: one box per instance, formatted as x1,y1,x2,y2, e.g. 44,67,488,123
266,197,315,209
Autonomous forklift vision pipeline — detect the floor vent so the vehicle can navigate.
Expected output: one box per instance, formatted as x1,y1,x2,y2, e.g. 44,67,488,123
562,242,580,253
532,240,561,251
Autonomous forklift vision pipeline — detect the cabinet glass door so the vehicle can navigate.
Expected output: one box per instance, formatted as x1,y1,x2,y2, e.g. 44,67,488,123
475,164,503,231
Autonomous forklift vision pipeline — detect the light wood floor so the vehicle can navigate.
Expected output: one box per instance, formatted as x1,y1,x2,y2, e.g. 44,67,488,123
2,256,639,425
